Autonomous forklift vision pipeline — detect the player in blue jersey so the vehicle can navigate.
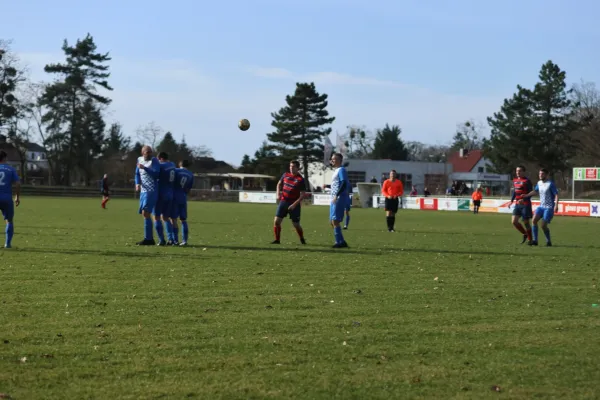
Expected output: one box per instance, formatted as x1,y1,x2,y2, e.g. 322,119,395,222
522,168,559,246
135,145,160,245
0,151,21,248
155,152,177,246
172,160,194,246
329,153,350,248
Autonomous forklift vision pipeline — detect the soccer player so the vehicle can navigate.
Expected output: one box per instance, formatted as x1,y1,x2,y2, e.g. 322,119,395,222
101,174,110,209
135,145,160,245
471,187,482,214
381,170,404,232
0,151,20,248
510,165,534,244
155,152,177,246
522,168,559,246
329,153,350,248
172,160,194,246
272,160,307,244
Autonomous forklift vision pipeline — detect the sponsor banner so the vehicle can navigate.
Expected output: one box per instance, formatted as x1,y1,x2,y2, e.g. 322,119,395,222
404,197,420,209
457,199,470,211
574,167,600,181
553,201,591,217
313,194,330,206
419,198,438,210
438,198,458,211
590,203,600,217
239,191,277,204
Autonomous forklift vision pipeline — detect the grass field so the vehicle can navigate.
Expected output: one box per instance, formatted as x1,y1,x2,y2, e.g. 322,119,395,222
1,198,599,399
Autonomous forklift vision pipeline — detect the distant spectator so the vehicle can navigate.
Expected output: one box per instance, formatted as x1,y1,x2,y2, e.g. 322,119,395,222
410,186,417,196
423,187,431,197
370,176,378,183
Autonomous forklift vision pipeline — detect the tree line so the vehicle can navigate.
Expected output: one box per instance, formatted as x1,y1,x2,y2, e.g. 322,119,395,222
239,62,599,187
0,36,213,186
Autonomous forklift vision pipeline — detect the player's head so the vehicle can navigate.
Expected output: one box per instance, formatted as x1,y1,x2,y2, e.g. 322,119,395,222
289,160,300,175
103,174,108,179
539,168,548,181
179,160,190,169
516,165,525,177
158,151,169,161
0,150,7,163
141,145,153,160
330,153,343,167
389,169,397,180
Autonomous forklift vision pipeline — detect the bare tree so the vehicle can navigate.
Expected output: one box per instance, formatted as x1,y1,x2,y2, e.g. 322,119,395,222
451,119,484,150
571,80,600,165
135,121,164,149
190,145,212,158
0,39,28,131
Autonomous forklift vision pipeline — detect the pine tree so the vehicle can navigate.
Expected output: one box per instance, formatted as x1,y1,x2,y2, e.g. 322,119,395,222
103,122,131,156
267,82,335,182
157,131,179,158
485,61,579,175
38,33,112,185
371,124,408,160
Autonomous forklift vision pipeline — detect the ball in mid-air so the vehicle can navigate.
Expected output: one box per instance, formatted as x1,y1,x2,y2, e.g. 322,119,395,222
238,119,250,131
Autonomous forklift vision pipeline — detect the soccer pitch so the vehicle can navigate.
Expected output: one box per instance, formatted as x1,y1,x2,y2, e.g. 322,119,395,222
1,198,599,399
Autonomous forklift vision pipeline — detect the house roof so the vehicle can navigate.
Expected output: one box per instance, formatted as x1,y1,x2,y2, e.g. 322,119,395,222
448,149,484,173
25,142,46,152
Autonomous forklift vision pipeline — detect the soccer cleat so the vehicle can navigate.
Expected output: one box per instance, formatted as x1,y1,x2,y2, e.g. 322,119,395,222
546,242,552,247
167,240,179,246
528,240,538,246
300,238,306,245
520,234,527,244
343,226,348,230
179,241,187,246
157,241,167,246
136,239,156,246
332,242,348,248
271,240,280,244
4,243,11,249
388,229,395,232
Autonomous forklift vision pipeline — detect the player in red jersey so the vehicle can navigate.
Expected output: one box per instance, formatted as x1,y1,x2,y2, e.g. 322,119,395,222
101,174,110,209
509,165,534,244
272,160,307,245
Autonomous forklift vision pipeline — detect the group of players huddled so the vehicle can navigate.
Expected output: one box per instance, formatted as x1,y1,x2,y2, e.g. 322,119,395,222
132,145,195,246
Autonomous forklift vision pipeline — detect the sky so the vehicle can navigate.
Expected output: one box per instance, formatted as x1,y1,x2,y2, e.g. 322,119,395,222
2,0,600,165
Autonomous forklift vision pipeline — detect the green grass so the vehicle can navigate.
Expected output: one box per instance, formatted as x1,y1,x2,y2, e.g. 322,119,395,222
1,198,599,399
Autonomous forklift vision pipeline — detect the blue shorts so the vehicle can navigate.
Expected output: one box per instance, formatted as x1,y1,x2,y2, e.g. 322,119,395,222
344,203,351,212
535,206,554,223
139,191,158,214
171,201,188,220
154,194,173,217
512,203,533,220
275,200,301,223
0,199,14,221
330,198,349,222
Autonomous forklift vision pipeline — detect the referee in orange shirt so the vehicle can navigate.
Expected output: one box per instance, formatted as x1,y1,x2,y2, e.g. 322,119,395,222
381,170,404,232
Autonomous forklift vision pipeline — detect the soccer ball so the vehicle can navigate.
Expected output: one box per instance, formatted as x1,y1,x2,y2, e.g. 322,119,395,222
238,119,250,131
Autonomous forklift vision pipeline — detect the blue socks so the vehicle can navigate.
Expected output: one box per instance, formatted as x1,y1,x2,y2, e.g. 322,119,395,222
345,214,350,227
532,225,538,242
144,218,153,240
5,222,14,247
154,220,165,242
543,228,551,243
165,220,174,242
334,226,344,244
182,221,189,242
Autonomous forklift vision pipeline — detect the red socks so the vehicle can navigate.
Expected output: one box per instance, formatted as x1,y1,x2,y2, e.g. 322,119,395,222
274,226,281,241
526,227,532,241
295,226,304,239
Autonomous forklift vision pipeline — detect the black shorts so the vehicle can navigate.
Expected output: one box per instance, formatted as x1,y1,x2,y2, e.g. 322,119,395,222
384,197,399,213
275,200,301,223
473,200,481,207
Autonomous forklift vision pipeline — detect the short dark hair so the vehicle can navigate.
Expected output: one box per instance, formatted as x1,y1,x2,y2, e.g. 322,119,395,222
540,168,548,174
158,151,168,160
390,169,397,174
290,160,300,168
332,152,343,161
0,150,6,162
517,165,526,171
180,160,190,168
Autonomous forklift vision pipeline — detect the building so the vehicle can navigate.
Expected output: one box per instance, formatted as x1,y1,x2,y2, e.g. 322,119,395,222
24,142,49,171
447,149,510,195
307,159,454,195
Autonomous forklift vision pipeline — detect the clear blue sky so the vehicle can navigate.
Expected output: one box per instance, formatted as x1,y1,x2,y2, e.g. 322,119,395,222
3,0,599,165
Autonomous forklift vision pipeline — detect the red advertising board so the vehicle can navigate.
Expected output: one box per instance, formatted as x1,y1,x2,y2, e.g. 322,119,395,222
586,168,598,180
533,201,590,217
419,198,438,210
